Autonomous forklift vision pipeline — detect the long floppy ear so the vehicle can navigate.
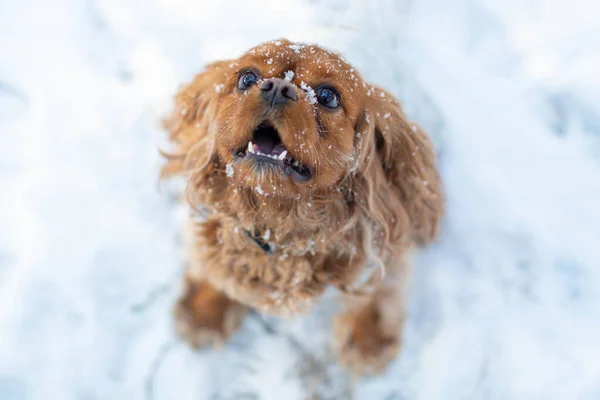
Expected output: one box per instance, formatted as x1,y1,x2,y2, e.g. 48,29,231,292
354,87,443,251
161,60,230,179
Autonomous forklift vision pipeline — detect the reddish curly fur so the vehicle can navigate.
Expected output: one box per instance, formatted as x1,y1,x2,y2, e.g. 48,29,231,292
162,39,443,374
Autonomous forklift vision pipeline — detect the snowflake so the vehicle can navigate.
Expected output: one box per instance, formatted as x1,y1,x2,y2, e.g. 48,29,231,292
225,164,234,177
288,44,304,53
300,82,317,104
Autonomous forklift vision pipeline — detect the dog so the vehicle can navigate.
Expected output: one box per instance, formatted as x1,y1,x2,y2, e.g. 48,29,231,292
161,39,443,375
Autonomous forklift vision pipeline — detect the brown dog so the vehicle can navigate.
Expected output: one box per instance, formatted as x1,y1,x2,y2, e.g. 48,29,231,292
161,39,443,375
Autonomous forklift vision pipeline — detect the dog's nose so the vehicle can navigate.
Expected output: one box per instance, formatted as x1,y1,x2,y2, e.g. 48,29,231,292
260,78,297,106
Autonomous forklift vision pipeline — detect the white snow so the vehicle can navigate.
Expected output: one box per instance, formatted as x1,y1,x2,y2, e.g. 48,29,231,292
300,81,317,104
225,164,234,177
288,44,304,53
1,0,600,399
284,70,295,82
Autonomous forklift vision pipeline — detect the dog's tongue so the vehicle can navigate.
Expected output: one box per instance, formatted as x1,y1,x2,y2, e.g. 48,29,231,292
252,137,287,156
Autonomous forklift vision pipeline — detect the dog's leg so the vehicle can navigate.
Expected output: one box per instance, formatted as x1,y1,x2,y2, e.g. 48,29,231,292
333,250,412,375
174,276,248,348
174,217,248,348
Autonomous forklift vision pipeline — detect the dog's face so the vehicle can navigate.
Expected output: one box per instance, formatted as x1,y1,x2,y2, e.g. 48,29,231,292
164,39,443,247
208,40,367,196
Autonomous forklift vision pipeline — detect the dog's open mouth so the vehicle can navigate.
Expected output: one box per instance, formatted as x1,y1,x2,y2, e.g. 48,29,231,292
233,122,312,183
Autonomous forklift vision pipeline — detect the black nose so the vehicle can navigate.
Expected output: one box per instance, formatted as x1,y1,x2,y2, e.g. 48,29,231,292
260,78,297,107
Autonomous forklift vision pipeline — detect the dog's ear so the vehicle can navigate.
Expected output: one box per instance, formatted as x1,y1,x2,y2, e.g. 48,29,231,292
161,60,230,178
353,87,443,250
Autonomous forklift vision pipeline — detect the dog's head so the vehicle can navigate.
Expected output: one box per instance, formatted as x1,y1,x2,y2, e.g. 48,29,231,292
164,39,442,249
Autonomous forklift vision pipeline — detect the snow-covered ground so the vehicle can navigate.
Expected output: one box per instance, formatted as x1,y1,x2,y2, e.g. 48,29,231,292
1,0,600,398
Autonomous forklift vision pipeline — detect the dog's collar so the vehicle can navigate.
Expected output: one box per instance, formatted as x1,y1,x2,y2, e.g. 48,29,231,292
243,229,274,254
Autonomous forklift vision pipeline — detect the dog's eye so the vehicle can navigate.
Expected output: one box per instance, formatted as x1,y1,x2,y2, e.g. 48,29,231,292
315,86,340,109
237,70,259,90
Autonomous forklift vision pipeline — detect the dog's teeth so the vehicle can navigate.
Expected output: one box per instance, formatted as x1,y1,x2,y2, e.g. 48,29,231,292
293,160,299,167
278,151,287,160
248,141,254,154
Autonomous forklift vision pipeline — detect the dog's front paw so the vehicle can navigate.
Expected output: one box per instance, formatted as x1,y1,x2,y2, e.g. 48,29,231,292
333,305,401,376
174,280,247,348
